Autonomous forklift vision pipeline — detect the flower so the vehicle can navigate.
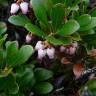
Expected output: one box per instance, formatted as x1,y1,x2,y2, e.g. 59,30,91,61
69,47,76,55
26,34,32,43
46,47,55,59
10,3,19,14
35,41,45,50
60,46,66,52
38,49,46,60
20,2,28,14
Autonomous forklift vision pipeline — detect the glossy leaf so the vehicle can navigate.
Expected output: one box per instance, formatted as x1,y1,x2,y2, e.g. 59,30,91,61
8,45,34,67
46,35,72,45
34,68,53,81
25,23,46,37
8,14,30,26
31,0,48,26
0,74,19,94
51,5,64,31
34,82,53,94
77,14,91,26
80,17,96,31
57,20,80,36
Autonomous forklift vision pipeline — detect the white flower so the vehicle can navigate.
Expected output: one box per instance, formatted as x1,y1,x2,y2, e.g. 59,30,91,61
35,41,45,50
46,47,55,59
38,49,46,59
10,3,19,14
69,47,76,55
20,2,28,14
60,46,66,52
26,34,32,43
72,42,78,48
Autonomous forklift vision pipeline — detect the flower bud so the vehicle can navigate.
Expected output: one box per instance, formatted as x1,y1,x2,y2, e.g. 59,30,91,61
35,41,45,50
26,34,32,43
10,3,19,14
72,42,78,48
20,2,28,14
60,46,66,52
47,47,55,59
69,47,76,55
38,49,46,60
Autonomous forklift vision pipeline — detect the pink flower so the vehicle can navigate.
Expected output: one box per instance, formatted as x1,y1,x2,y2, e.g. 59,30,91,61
38,49,46,60
26,34,32,43
46,47,55,59
20,2,28,14
60,46,66,52
35,41,45,50
69,47,76,55
10,3,19,14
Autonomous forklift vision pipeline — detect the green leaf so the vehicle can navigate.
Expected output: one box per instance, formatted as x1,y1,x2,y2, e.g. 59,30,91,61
46,36,64,45
8,45,34,68
80,17,96,31
0,49,4,69
25,23,47,37
51,5,64,31
34,82,53,94
46,35,72,45
34,68,53,81
57,20,80,36
16,67,35,87
31,0,48,26
77,14,91,26
0,22,7,35
71,33,81,41
79,29,95,35
0,74,19,94
90,7,96,17
7,41,19,65
8,14,30,26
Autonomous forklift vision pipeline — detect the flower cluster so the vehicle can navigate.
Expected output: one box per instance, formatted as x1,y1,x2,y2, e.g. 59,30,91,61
35,41,55,60
60,42,78,55
10,0,29,14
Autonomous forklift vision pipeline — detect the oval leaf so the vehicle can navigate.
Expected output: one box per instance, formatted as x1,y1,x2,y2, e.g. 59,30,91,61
31,0,48,26
34,82,53,94
77,14,91,26
57,20,80,36
25,23,46,37
8,14,30,26
80,17,96,31
34,68,53,81
8,45,34,67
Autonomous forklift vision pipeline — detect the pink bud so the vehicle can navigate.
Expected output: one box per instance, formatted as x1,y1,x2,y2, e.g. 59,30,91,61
60,46,66,52
10,3,19,14
35,41,45,50
46,47,55,59
38,49,46,60
69,47,76,55
26,34,32,43
20,2,28,14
